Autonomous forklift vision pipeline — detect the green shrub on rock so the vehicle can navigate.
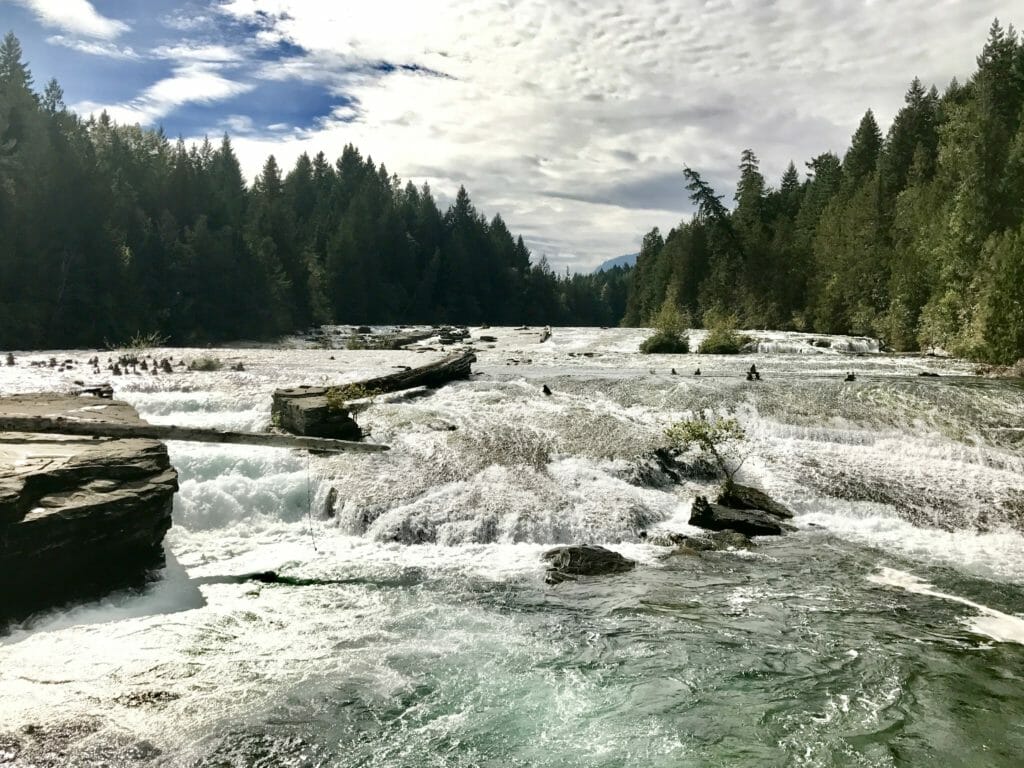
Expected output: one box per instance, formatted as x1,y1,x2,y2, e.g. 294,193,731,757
640,288,690,354
698,312,751,354
640,331,690,354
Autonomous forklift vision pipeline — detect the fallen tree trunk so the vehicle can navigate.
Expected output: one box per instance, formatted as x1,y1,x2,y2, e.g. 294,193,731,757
0,414,389,454
271,351,475,439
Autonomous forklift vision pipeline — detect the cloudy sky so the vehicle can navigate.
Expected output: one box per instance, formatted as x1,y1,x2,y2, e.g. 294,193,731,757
0,0,1011,270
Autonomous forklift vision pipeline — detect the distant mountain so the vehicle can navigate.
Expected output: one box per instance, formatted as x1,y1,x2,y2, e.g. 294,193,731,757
592,252,638,273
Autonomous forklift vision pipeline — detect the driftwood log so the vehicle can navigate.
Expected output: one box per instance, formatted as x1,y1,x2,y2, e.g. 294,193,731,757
0,414,389,453
271,351,476,439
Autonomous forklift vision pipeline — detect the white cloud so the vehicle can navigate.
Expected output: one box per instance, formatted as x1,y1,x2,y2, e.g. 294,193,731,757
73,63,254,126
202,0,1012,268
10,0,128,40
159,11,215,32
151,43,243,63
46,35,138,60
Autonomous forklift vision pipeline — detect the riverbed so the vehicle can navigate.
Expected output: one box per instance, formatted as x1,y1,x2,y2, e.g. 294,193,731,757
1,327,1023,766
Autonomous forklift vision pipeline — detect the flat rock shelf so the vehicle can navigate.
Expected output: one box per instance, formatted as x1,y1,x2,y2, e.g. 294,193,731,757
0,394,178,622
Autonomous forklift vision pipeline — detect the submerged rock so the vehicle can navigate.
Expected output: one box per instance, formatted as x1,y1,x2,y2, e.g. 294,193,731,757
689,495,784,537
647,529,754,553
542,544,636,584
716,483,794,519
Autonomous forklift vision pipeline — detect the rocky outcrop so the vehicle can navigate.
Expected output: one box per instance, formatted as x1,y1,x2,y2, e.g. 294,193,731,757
0,395,178,621
689,495,785,537
542,544,636,584
716,483,794,519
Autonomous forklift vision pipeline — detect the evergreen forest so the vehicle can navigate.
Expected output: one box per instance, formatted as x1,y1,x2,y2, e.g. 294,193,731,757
0,31,628,349
624,20,1024,364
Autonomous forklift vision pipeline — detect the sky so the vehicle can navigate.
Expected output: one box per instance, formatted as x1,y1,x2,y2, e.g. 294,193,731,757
0,0,1013,271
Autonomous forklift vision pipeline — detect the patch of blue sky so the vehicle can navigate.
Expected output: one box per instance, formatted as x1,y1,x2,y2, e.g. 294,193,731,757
158,78,356,139
4,9,167,105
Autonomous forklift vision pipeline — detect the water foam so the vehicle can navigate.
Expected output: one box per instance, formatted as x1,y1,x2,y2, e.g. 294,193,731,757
868,567,1024,645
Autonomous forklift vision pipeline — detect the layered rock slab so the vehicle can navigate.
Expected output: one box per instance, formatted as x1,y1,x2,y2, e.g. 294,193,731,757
0,394,177,619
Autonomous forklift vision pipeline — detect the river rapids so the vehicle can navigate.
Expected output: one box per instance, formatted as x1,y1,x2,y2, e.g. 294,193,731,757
1,326,1023,766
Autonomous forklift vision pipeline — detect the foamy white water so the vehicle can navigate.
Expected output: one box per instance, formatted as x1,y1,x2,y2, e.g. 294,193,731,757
1,327,1023,766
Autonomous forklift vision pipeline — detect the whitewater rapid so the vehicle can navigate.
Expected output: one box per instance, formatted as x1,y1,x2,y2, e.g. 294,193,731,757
1,326,1023,766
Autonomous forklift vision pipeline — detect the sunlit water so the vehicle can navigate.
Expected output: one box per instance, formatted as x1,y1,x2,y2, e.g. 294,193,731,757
1,327,1023,767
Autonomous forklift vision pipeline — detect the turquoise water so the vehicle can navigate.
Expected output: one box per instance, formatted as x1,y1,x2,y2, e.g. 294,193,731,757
1,328,1023,766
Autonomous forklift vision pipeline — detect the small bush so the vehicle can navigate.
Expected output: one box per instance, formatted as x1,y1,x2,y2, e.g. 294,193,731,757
699,312,751,354
188,355,223,371
640,331,690,354
640,287,690,354
107,330,170,351
665,413,748,484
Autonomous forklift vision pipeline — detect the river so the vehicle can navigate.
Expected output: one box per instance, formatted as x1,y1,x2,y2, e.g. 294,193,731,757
1,326,1023,766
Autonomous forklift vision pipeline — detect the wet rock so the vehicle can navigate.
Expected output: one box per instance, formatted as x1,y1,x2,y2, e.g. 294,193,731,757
0,395,177,620
648,530,753,552
322,486,338,519
426,419,457,432
478,335,498,342
689,495,784,537
114,690,181,708
705,529,754,549
624,448,719,487
542,544,635,583
355,325,372,334
542,384,552,396
716,483,794,519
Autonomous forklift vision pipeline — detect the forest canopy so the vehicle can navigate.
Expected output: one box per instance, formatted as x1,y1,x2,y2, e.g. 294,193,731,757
0,31,627,349
622,19,1024,364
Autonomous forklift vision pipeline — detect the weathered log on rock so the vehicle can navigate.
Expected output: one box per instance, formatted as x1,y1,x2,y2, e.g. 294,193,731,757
0,394,178,620
272,351,475,438
689,495,785,537
364,330,435,350
542,544,636,584
0,414,387,453
716,483,794,519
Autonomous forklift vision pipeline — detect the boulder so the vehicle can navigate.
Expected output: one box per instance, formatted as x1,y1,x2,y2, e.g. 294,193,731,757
689,495,784,537
542,544,635,584
716,483,793,519
648,530,754,553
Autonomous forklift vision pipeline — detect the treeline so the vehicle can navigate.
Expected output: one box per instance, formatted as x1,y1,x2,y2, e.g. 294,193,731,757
624,20,1024,364
0,32,628,349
